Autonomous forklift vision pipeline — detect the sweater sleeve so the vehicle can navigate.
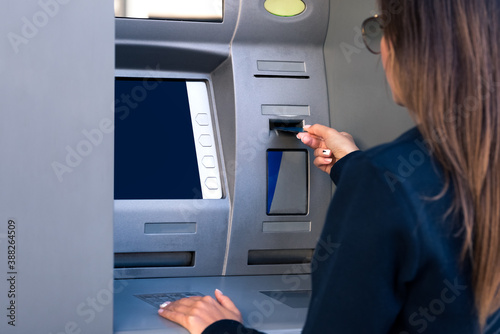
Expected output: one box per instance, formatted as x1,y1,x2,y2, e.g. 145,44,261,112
303,152,421,333
202,320,265,334
330,150,363,185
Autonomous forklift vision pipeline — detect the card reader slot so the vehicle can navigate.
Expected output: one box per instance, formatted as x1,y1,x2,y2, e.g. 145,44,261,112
247,249,314,265
114,252,195,268
269,119,305,131
254,74,310,79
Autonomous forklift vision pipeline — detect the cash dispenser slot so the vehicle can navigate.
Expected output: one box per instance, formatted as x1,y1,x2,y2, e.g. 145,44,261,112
248,249,314,265
114,252,195,268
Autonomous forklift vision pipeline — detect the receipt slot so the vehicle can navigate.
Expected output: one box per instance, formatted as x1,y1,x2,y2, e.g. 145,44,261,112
267,150,308,215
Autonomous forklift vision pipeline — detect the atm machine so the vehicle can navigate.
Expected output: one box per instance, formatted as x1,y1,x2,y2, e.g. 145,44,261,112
112,0,332,333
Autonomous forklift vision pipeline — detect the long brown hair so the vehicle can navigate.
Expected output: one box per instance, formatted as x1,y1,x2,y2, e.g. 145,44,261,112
378,0,500,329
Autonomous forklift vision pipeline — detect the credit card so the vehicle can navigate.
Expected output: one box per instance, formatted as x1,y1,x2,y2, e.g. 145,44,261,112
273,126,305,134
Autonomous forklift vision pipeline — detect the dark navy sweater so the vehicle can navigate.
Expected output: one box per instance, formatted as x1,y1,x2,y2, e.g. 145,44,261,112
204,128,500,334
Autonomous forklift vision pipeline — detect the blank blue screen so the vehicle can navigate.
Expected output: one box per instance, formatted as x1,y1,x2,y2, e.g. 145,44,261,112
114,78,202,200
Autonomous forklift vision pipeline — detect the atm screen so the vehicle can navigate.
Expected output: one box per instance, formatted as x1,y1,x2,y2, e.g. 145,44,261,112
114,78,203,200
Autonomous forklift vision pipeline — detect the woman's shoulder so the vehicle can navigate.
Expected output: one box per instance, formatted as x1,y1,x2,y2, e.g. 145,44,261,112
339,126,445,195
363,127,433,173
330,126,454,242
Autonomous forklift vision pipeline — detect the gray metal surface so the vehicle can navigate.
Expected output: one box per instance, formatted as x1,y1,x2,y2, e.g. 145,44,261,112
114,275,311,334
114,0,238,74
112,72,230,279
224,0,332,276
0,0,114,333
113,1,239,279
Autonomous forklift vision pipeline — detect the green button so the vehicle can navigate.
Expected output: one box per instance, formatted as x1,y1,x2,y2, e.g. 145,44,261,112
264,0,306,17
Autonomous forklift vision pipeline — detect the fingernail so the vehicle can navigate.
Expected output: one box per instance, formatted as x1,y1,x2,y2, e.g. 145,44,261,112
322,149,331,156
215,289,223,295
160,302,170,308
158,309,164,314
303,125,312,130
325,158,333,163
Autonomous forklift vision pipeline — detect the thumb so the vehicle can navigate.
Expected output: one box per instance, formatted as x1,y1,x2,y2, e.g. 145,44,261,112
214,289,240,314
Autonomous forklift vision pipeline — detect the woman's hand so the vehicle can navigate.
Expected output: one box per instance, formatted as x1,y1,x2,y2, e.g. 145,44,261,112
158,289,243,334
297,124,359,174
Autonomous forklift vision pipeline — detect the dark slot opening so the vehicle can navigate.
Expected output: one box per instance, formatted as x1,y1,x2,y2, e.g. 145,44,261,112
254,75,310,79
114,252,195,268
269,119,305,131
248,249,314,265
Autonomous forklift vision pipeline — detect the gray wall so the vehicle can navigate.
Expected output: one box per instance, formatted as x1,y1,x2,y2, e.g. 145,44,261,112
325,0,415,149
0,0,114,332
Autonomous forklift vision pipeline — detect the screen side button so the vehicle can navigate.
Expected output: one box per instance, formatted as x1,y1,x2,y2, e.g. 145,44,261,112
195,113,210,126
198,134,212,147
205,177,219,190
202,156,216,168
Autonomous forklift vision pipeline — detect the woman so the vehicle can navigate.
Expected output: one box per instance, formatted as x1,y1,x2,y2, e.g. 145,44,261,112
157,0,500,332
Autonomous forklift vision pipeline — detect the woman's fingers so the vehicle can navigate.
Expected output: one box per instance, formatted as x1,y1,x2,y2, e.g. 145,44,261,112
158,296,218,334
297,132,327,150
315,148,332,158
313,157,333,173
314,157,333,167
214,289,242,321
157,292,243,334
160,297,207,313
